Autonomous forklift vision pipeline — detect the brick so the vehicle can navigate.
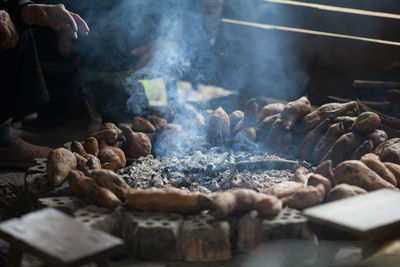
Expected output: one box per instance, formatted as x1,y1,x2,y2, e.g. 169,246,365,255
182,214,232,262
122,212,183,261
37,196,86,215
74,206,122,236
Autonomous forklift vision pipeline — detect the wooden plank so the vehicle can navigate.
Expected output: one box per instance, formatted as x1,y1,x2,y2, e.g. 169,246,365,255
0,208,123,267
303,189,400,243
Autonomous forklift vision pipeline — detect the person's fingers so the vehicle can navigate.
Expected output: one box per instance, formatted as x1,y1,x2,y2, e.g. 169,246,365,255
70,12,89,35
56,5,78,39
132,42,154,56
7,23,19,48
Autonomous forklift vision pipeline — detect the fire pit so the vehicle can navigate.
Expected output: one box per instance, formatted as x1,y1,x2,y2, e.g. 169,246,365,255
24,95,400,263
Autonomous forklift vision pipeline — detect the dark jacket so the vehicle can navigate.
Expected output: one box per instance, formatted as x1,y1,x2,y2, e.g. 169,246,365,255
0,0,32,30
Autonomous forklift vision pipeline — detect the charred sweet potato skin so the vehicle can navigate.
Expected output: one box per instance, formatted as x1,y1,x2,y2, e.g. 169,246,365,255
47,148,77,187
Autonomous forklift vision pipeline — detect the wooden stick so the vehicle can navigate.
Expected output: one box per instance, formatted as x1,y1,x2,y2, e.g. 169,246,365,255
353,80,400,89
232,159,300,171
328,96,392,112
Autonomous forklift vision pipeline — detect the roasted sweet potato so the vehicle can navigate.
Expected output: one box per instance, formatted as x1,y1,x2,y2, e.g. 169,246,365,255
83,154,102,170
258,103,285,122
312,122,345,164
84,169,130,200
259,181,304,200
211,189,282,218
321,132,363,166
360,154,397,186
243,98,259,126
89,129,118,145
281,96,312,130
332,116,356,132
47,148,77,187
268,118,292,154
229,110,245,130
73,152,87,171
307,174,332,193
68,170,121,209
352,112,381,134
147,115,167,130
100,122,125,141
121,126,152,159
383,162,400,186
294,166,311,184
83,137,99,157
98,141,126,171
297,101,358,133
124,187,212,215
71,141,86,156
285,184,325,209
374,138,400,164
350,140,374,160
333,160,397,191
207,107,231,145
314,160,334,185
366,130,388,148
298,119,330,160
327,184,367,202
132,117,156,132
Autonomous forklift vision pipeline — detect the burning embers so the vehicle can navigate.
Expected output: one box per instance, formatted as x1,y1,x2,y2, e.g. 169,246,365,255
44,96,400,219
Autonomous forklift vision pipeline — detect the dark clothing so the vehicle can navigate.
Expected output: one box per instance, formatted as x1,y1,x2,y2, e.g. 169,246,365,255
0,0,32,30
0,29,49,122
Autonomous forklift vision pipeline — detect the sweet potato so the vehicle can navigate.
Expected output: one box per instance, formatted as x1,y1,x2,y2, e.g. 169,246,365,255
83,154,102,170
352,112,381,134
100,122,125,141
360,154,397,186
98,140,126,170
259,181,304,200
68,170,121,209
243,98,258,126
269,118,292,154
333,160,397,191
285,184,325,209
207,107,231,145
383,162,400,186
297,101,358,133
366,130,388,148
307,174,332,193
258,103,285,122
83,137,99,156
374,138,400,164
327,184,367,202
350,140,374,160
298,119,330,160
281,96,312,130
321,132,363,166
258,114,280,132
132,116,156,132
47,148,77,187
332,116,356,132
89,129,118,145
294,166,311,184
73,152,87,171
124,187,212,215
121,126,152,159
312,122,345,164
84,168,130,200
71,141,86,156
147,115,167,130
314,160,334,185
211,189,282,218
229,110,244,130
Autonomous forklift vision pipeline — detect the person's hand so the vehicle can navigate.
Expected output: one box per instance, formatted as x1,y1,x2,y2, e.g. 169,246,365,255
0,10,19,51
21,4,89,58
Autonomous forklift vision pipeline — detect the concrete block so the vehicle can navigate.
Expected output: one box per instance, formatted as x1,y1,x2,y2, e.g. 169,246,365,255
74,206,122,236
37,196,86,215
122,212,183,261
182,214,232,262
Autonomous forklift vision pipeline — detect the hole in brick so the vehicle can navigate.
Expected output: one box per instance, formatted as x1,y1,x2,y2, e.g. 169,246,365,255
53,199,60,202
92,215,100,219
146,221,154,226
169,216,180,221
283,212,291,216
192,219,200,223
281,216,288,220
80,213,89,217
162,222,170,226
57,202,65,205
294,215,302,219
82,219,90,223
153,217,162,221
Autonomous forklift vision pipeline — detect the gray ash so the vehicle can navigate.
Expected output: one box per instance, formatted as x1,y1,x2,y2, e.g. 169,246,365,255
119,147,295,192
